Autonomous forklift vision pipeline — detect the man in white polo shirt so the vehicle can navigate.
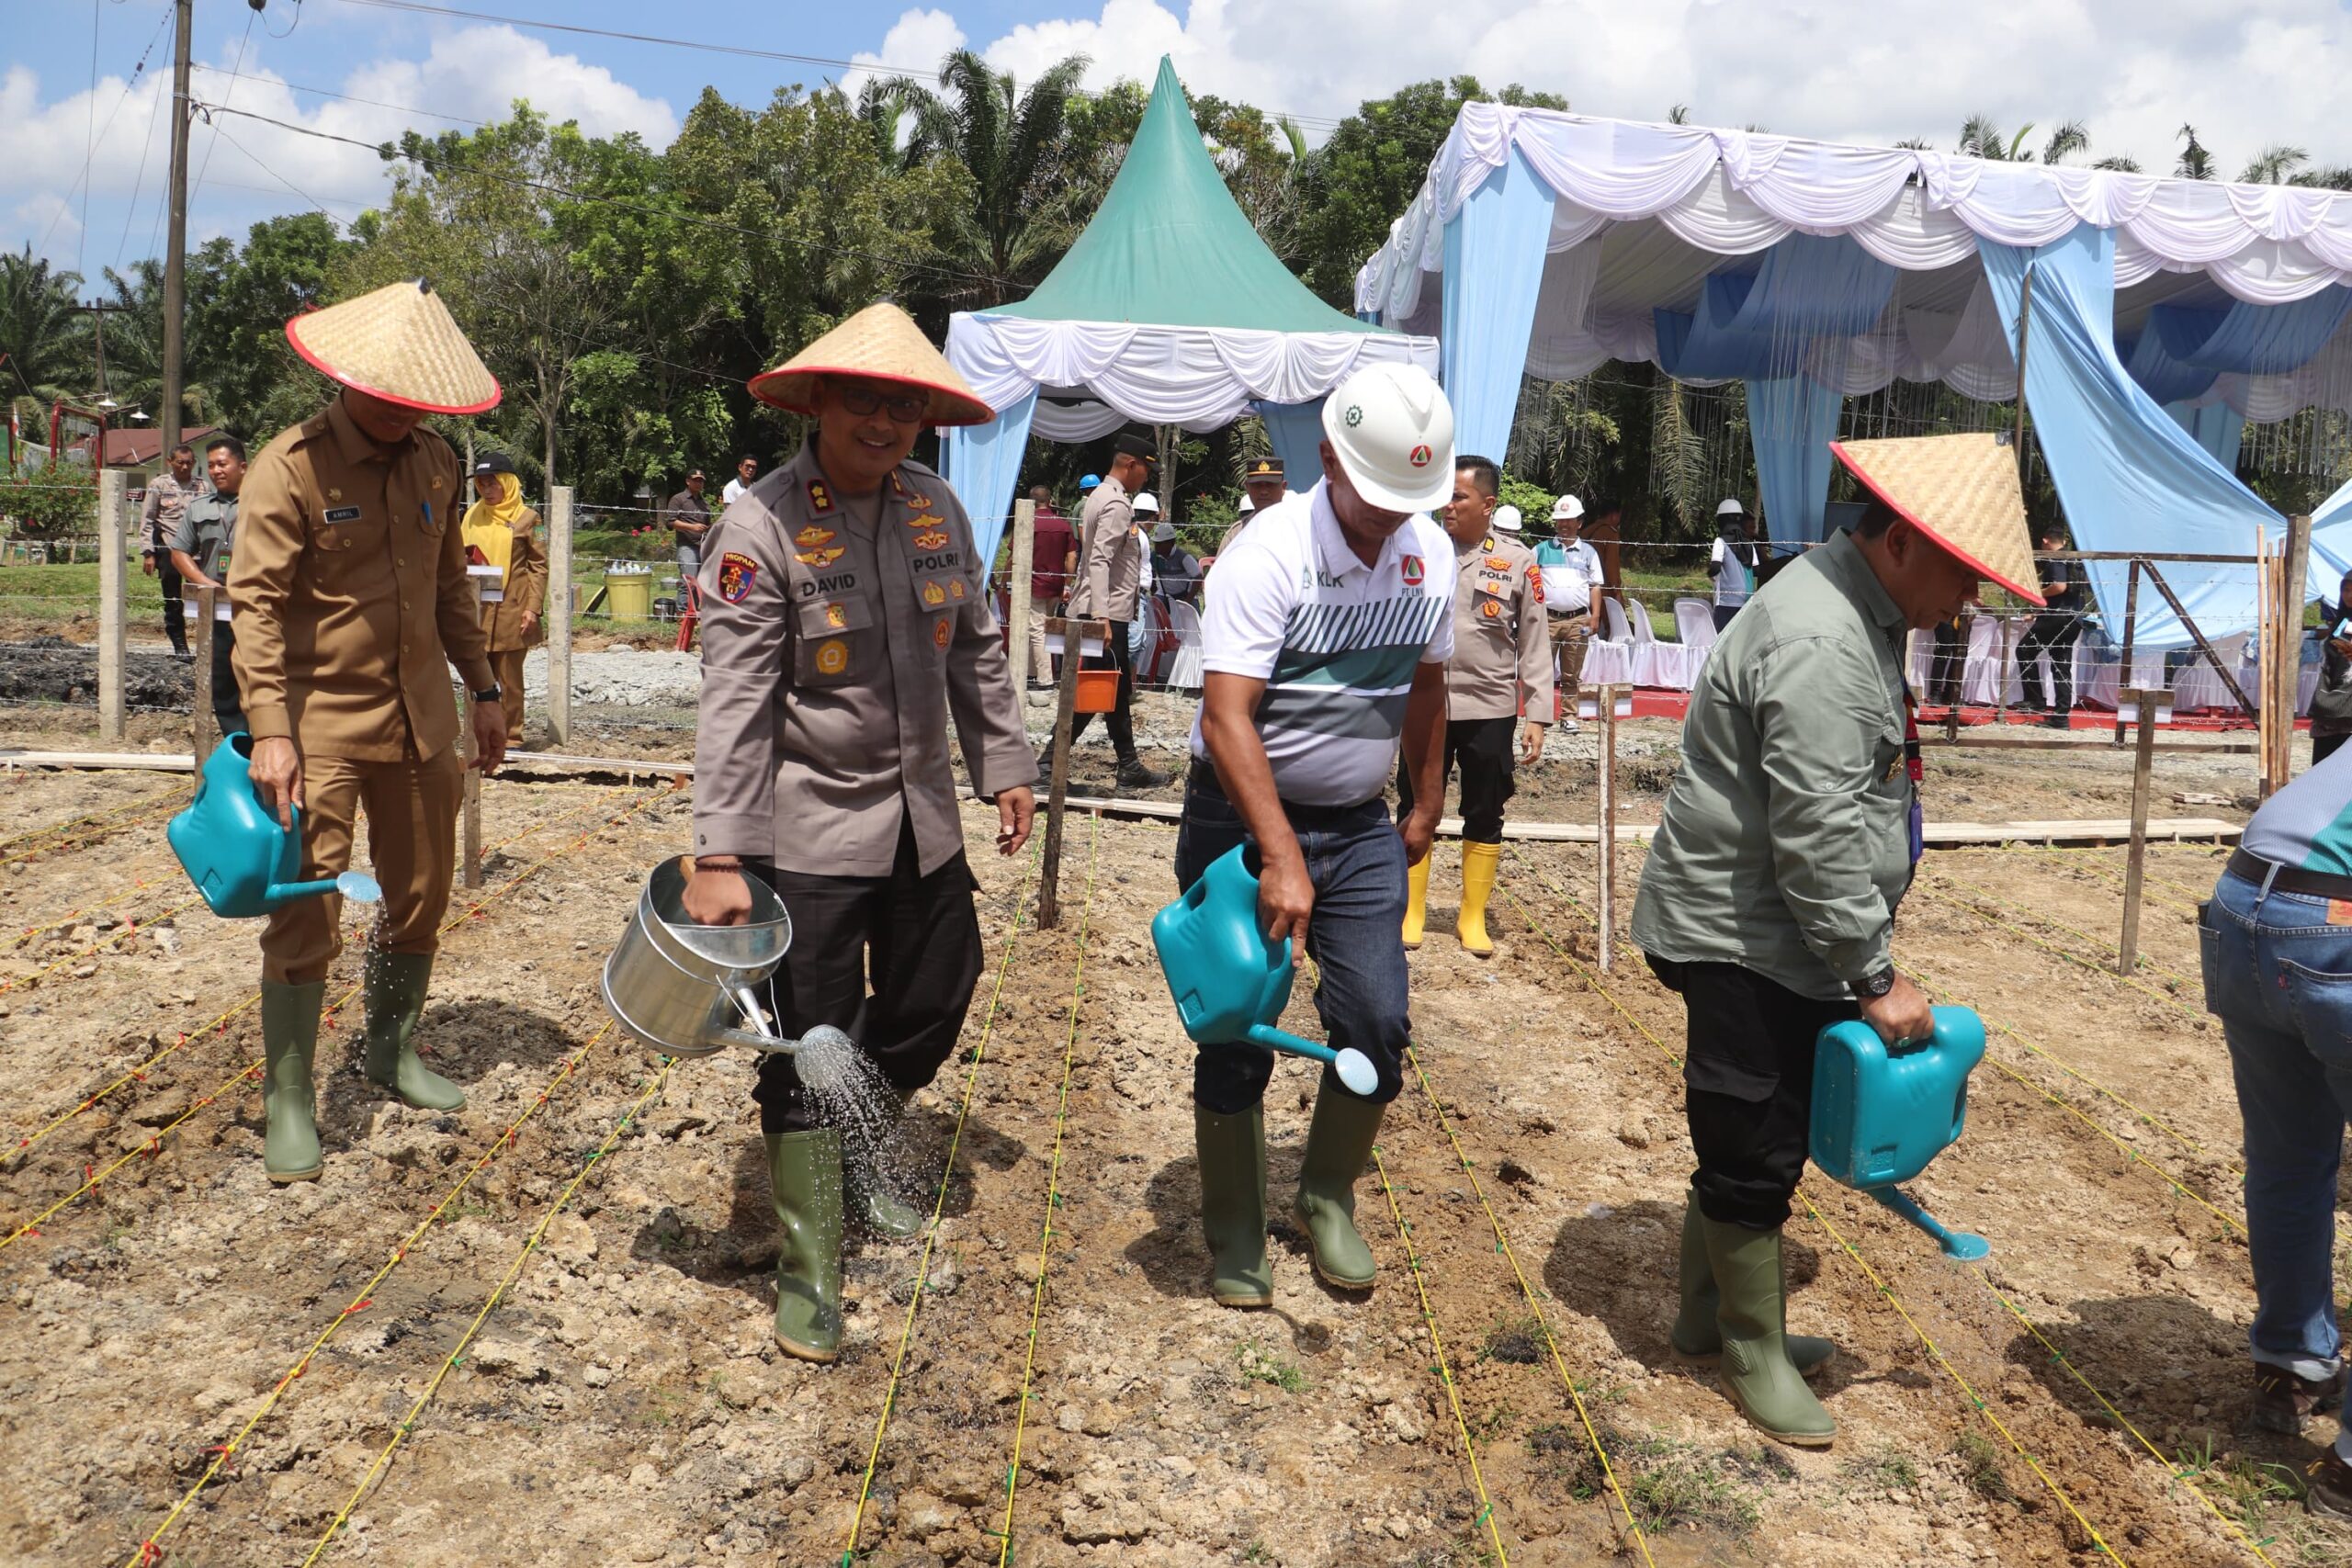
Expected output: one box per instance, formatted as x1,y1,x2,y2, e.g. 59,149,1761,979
1178,362,1456,1308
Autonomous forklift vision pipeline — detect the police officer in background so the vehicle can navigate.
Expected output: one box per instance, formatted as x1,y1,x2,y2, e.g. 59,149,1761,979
681,303,1036,1364
1067,434,1169,789
234,280,510,1184
141,443,196,660
1398,454,1552,957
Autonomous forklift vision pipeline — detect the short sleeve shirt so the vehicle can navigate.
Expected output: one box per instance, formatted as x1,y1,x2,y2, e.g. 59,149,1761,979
1191,479,1454,807
1540,537,1604,613
1711,537,1753,607
171,488,240,581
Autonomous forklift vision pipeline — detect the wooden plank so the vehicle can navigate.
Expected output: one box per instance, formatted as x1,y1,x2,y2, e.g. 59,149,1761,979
548,485,574,746
98,469,126,742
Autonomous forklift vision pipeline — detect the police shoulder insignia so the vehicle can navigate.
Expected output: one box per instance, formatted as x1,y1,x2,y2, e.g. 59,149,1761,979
794,525,836,549
933,616,952,649
948,578,967,600
806,479,835,514
921,580,947,607
815,638,849,675
718,551,760,604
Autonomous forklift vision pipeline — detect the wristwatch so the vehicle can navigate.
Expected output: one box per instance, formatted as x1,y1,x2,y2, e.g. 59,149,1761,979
1855,967,1897,999
472,683,503,704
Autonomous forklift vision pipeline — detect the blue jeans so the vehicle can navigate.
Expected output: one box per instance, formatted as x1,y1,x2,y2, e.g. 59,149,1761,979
2200,870,2352,1373
1173,776,1411,1114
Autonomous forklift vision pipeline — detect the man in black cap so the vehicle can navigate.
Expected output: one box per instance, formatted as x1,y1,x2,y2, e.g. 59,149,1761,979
664,468,711,578
1066,434,1168,788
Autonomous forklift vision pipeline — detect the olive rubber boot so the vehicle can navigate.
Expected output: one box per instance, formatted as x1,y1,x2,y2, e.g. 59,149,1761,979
765,1128,846,1362
1194,1104,1272,1307
1401,853,1431,950
261,980,326,1183
1292,1085,1385,1289
1669,1197,1834,1376
1700,1216,1837,1447
362,952,465,1111
1456,842,1500,957
851,1087,923,1240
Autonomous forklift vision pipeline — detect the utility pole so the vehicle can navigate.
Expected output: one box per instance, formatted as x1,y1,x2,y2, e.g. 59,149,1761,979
160,0,194,460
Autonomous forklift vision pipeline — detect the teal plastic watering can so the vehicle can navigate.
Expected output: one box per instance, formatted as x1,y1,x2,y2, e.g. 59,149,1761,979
1151,845,1379,1095
1810,1004,1989,1259
167,734,382,919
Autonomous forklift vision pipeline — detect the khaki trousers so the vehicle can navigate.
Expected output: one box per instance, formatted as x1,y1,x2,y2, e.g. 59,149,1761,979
260,749,463,986
490,647,527,736
1549,619,1590,718
1024,593,1058,684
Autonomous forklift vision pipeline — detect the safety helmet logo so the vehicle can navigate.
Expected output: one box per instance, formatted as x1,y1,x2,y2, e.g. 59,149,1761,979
1344,405,1363,427
1408,444,1431,468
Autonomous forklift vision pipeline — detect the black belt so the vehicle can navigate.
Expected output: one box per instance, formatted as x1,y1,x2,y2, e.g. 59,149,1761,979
1185,758,1380,827
2227,848,2352,903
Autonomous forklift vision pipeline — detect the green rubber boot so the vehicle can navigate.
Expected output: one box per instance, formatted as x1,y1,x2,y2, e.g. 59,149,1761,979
260,980,326,1184
850,1087,922,1240
362,951,465,1111
1701,1216,1838,1447
766,1128,845,1363
1195,1104,1272,1307
1292,1085,1385,1290
1670,1197,1835,1377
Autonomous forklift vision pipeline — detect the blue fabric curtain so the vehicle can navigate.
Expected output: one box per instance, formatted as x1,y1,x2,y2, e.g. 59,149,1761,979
1441,143,1555,465
2120,288,2351,406
2165,400,2245,471
1252,398,1328,491
1747,376,1845,545
2300,471,2352,604
938,390,1039,573
1980,226,2280,648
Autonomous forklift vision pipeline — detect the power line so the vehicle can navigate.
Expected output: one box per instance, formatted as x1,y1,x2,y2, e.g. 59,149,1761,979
187,6,258,209
113,14,172,265
39,0,175,264
188,62,489,126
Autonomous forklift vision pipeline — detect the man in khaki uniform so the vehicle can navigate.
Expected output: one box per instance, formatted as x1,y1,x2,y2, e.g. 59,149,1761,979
1065,434,1167,789
460,451,548,739
1216,456,1288,556
234,279,509,1184
141,443,196,659
678,303,1035,1363
1397,454,1552,957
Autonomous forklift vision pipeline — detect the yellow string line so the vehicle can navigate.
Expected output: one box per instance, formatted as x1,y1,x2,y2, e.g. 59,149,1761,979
0,792,180,865
1928,870,2199,993
2029,840,2224,909
1400,1046,1656,1565
1372,1144,1511,1567
841,845,1039,1565
5,785,647,1167
11,873,164,950
2018,844,2205,919
122,1020,619,1568
1918,877,2202,1020
0,890,207,996
1494,861,2129,1559
300,1057,678,1565
1503,856,2278,1567
0,785,675,1250
995,818,1101,1567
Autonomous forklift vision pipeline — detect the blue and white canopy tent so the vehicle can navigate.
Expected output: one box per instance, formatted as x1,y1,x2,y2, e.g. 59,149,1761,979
1354,107,2352,649
939,58,1438,570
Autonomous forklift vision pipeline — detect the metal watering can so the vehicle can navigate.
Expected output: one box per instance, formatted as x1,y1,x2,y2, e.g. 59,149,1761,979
1151,845,1380,1096
1809,1004,1990,1259
168,734,381,919
599,858,851,1079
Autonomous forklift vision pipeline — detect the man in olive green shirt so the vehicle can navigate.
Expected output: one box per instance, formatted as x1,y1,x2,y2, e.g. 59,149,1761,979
1631,432,2044,1451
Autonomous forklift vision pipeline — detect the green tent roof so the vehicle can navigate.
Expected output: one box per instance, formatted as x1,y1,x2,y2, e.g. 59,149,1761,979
992,59,1387,336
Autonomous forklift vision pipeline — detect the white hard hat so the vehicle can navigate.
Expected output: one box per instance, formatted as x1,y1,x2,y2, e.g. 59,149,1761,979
1716,496,1747,516
1492,503,1523,534
1235,495,1255,515
1551,494,1584,523
1132,491,1159,515
1320,363,1454,513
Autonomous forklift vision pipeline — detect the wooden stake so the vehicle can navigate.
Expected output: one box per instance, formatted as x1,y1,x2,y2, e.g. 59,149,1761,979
97,468,126,741
1035,616,1100,931
461,576,483,889
1943,609,1966,742
2119,687,2163,975
2282,512,2313,786
2113,558,2141,747
191,584,216,768
1006,499,1037,694
1594,682,1624,973
548,485,574,747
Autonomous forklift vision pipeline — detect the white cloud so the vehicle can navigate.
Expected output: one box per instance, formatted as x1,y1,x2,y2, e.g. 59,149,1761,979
842,8,970,101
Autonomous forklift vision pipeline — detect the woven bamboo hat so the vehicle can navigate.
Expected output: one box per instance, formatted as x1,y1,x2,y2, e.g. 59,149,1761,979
1829,433,2044,605
284,279,500,415
749,302,993,426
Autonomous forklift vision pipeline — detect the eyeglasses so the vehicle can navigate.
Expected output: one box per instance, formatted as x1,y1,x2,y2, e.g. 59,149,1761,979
832,383,928,423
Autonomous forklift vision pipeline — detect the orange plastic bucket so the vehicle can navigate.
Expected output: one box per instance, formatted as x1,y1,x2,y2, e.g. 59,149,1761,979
1074,669,1119,714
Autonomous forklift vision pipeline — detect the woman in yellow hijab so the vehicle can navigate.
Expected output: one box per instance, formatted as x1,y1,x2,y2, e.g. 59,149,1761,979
461,452,548,739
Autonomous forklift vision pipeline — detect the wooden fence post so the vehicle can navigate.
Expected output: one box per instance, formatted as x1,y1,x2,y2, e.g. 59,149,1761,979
97,468,127,742
191,584,216,768
2277,513,2312,793
1006,499,1036,694
2113,559,2140,748
461,576,484,889
548,485,574,747
1035,615,1100,931
1590,682,1627,972
2118,687,2165,975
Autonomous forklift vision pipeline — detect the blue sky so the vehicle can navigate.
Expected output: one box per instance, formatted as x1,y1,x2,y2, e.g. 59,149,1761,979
10,0,2352,281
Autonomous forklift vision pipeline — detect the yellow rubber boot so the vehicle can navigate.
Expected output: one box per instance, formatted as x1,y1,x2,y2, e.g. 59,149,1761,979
1457,841,1500,957
1401,852,1430,950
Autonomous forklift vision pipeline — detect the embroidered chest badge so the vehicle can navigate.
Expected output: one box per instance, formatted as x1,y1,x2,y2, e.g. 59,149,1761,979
912,528,949,550
814,639,849,675
933,616,952,649
948,578,967,601
823,602,848,629
794,525,836,549
1401,555,1425,587
921,581,948,607
327,488,344,502
1485,555,1510,570
1480,599,1503,619
718,552,759,604
797,546,846,567
806,479,835,513
906,511,946,531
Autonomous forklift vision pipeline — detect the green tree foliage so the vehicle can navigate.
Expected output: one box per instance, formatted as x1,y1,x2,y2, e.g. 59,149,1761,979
0,246,91,423
187,212,349,443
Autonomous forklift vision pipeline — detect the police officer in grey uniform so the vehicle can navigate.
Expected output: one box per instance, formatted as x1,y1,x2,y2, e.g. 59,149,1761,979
680,303,1036,1364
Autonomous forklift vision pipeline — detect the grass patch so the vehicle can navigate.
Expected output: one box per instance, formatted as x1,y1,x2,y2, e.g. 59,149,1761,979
1478,1313,1546,1365
1235,1338,1306,1394
1838,1444,1921,1495
2173,1437,2302,1535
1953,1432,2015,1505
1531,1419,1781,1538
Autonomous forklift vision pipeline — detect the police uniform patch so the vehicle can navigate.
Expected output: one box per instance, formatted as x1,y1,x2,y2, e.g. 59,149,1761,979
324,506,362,524
948,578,967,601
807,479,834,513
794,525,836,549
1486,555,1511,571
797,546,846,567
823,602,848,629
718,551,760,604
815,638,848,675
912,528,949,549
1531,566,1545,604
906,511,946,530
933,616,952,649
921,581,947,607
1480,599,1503,619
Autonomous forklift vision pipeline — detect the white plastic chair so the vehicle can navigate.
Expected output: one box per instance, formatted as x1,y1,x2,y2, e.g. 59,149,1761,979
1625,596,1689,690
1166,599,1205,693
1583,596,1635,687
1959,615,2013,706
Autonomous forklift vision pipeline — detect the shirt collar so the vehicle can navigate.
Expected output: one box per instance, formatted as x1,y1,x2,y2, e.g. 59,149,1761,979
1309,479,1408,580
1819,530,1907,634
324,395,406,467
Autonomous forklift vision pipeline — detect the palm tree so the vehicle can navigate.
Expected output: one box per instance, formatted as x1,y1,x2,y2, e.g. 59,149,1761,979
0,246,90,425
1957,116,2040,162
1667,103,1690,126
2175,124,2217,180
894,50,1092,306
2092,155,2143,174
854,76,918,168
2290,164,2352,192
2239,143,2310,184
2040,120,2090,164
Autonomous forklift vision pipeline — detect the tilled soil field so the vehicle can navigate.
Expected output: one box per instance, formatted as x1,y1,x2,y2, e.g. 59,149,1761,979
0,745,2338,1567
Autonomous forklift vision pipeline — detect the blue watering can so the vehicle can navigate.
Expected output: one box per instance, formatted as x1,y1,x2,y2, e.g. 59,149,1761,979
1810,1005,1990,1259
167,734,382,919
1151,845,1380,1096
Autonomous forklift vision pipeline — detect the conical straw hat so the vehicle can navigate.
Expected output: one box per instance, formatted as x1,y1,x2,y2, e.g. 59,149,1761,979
1829,433,2043,605
749,302,993,426
285,279,500,415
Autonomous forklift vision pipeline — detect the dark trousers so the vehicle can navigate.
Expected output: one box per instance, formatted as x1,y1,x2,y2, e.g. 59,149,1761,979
1067,617,1138,761
747,816,983,1135
157,558,188,651
2314,732,2349,766
209,622,245,735
2016,614,2081,710
1929,617,1965,705
1173,772,1410,1113
1395,715,1516,843
1648,955,1858,1230
1712,604,1741,634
